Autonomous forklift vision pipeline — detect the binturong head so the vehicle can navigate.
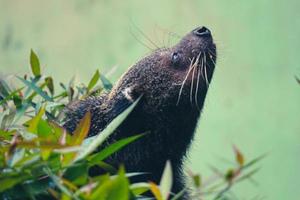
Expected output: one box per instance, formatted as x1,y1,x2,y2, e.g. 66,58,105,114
110,26,217,113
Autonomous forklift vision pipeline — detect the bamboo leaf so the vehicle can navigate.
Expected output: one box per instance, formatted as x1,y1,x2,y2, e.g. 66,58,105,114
27,106,45,134
236,168,261,183
233,145,244,166
30,49,41,77
242,153,267,170
7,148,25,167
45,77,54,96
16,141,75,150
87,70,100,91
100,74,113,91
130,183,150,196
87,133,145,164
62,112,91,165
71,112,91,146
0,87,24,105
90,167,129,200
149,182,163,200
0,77,12,97
17,77,53,102
159,160,173,200
170,189,187,200
0,175,28,192
44,167,80,200
74,97,141,162
192,174,201,188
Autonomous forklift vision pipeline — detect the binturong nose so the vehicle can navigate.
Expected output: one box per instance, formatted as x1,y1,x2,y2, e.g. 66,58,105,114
193,26,211,37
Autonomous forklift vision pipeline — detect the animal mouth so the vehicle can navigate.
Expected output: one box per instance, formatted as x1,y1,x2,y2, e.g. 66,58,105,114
176,27,217,109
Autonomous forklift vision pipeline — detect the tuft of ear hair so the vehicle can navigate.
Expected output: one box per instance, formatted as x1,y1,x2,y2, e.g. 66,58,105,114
122,87,135,102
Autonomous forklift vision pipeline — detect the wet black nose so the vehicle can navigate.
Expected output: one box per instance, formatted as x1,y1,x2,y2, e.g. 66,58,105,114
193,26,211,37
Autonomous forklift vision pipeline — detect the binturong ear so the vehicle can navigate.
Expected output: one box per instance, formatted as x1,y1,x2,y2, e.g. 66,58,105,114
110,85,142,117
122,86,135,102
122,85,141,102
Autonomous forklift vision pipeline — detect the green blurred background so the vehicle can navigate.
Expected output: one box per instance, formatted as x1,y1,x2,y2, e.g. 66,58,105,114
0,0,299,199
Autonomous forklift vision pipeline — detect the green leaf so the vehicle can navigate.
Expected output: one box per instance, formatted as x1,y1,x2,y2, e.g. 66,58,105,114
64,163,88,185
0,78,12,97
44,167,80,200
0,87,24,106
53,91,68,100
0,175,28,192
30,49,41,77
88,133,145,165
94,161,117,174
36,119,57,160
0,129,14,140
22,178,53,198
16,141,74,150
62,112,91,166
13,101,30,124
13,153,40,168
74,97,141,162
130,183,150,196
45,76,54,96
159,160,173,200
12,95,22,109
27,106,46,134
242,153,267,170
225,169,235,181
37,119,53,138
7,148,25,167
0,178,50,199
236,168,260,182
236,167,261,183
87,70,100,91
100,74,113,91
192,174,201,188
90,167,129,200
71,112,91,146
170,189,187,200
17,77,53,102
0,110,16,129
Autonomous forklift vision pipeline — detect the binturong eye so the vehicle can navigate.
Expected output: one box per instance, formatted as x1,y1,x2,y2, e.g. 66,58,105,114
171,52,181,67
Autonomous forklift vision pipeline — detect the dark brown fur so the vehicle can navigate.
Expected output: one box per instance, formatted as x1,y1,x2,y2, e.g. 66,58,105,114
64,26,217,199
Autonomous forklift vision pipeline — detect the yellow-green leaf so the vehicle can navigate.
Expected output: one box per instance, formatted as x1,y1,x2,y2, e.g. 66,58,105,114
233,145,244,166
130,183,150,196
74,97,141,162
87,70,100,91
27,106,46,134
192,174,201,188
45,76,54,96
87,133,145,164
0,175,28,192
159,160,173,200
149,182,162,200
62,112,91,166
30,49,41,77
71,112,91,146
90,167,129,200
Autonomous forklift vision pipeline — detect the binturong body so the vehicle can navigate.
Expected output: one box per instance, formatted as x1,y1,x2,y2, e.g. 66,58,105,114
63,26,217,199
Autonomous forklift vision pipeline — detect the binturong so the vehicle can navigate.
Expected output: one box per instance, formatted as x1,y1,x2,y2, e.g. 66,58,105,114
63,26,217,199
